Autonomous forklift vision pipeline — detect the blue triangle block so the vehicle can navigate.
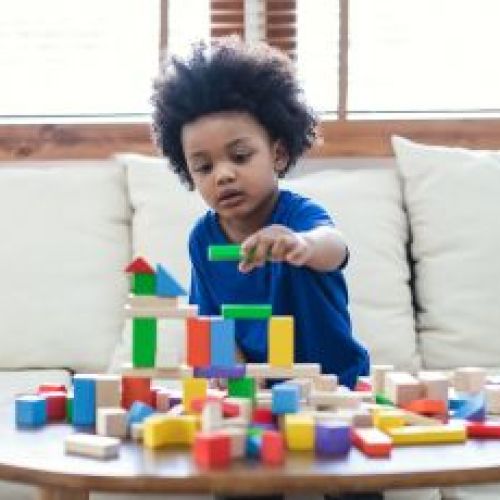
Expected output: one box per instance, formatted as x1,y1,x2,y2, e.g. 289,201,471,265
155,265,186,297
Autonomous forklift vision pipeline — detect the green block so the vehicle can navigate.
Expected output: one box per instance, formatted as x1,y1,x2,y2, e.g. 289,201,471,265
248,426,264,437
228,377,256,400
132,273,156,295
66,395,73,424
222,304,272,320
208,244,242,261
133,318,157,367
375,393,394,406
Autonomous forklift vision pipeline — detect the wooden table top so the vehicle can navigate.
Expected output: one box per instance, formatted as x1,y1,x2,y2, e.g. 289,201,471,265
3,406,500,495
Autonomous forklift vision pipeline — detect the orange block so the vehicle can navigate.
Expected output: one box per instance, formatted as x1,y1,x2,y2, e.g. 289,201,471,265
403,399,447,416
121,376,153,409
352,428,392,457
186,317,211,367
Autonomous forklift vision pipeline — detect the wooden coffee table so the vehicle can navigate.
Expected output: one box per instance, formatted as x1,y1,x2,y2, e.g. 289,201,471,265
3,406,500,499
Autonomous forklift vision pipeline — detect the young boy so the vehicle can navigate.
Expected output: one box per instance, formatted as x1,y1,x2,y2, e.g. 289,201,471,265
151,37,370,390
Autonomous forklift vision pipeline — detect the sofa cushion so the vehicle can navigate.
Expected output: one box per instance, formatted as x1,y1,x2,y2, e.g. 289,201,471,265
282,162,419,369
0,162,130,371
121,154,418,371
393,136,500,369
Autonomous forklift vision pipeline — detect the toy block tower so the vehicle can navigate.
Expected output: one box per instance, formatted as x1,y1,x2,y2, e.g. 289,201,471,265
126,257,156,296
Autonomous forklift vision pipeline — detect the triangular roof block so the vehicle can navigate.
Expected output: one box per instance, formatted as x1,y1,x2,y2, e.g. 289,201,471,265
125,257,155,274
156,264,186,297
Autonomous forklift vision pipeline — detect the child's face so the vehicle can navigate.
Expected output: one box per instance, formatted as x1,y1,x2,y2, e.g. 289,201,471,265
182,111,287,227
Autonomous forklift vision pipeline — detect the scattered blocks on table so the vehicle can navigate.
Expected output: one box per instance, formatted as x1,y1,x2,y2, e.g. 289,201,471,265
268,316,294,367
155,388,171,412
385,372,423,407
313,374,338,392
210,317,236,367
252,406,274,425
387,424,466,445
402,399,448,417
310,389,363,410
73,375,96,427
65,433,120,459
15,395,47,428
194,432,231,468
272,383,300,415
186,317,211,368
246,431,263,458
224,427,247,458
97,408,127,438
222,304,272,320
352,428,392,457
418,371,449,402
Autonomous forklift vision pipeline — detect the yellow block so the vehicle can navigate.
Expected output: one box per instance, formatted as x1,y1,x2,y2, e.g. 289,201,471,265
387,424,466,445
373,409,406,432
143,414,198,449
268,316,294,367
183,377,208,413
284,414,314,451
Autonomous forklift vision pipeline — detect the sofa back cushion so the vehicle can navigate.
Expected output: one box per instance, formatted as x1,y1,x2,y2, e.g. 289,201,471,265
123,154,418,370
0,162,130,371
393,136,500,369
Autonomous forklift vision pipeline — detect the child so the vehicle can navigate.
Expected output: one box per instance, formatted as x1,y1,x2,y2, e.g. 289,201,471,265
151,37,370,390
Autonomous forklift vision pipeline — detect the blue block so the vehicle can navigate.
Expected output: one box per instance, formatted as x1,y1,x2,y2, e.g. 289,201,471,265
73,375,96,427
193,364,246,379
271,383,300,414
127,401,155,426
210,317,236,367
315,421,351,456
15,395,47,428
246,433,262,459
454,393,486,422
156,265,186,297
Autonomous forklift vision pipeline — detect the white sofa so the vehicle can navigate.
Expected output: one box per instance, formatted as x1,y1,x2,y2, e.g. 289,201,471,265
0,136,499,500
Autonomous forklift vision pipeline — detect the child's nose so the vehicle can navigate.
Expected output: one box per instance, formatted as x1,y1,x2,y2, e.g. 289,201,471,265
214,162,236,185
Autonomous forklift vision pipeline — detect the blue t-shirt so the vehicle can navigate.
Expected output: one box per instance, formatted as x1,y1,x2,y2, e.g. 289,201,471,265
188,189,369,388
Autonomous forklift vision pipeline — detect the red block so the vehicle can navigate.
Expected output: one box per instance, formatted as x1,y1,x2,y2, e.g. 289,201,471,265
125,257,154,274
222,400,240,418
355,380,372,392
467,421,500,438
252,407,273,425
186,317,211,367
121,376,153,410
352,428,392,458
261,430,285,465
191,396,223,414
403,399,447,416
43,392,67,421
37,384,67,394
194,432,231,468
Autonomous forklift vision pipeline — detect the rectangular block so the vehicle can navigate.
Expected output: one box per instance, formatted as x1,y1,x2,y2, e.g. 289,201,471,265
222,304,272,320
208,244,242,261
385,372,423,407
95,374,121,409
227,377,256,401
15,395,47,428
73,375,96,427
65,433,120,459
193,364,246,379
315,421,351,456
186,316,211,367
143,415,198,449
183,378,208,413
124,304,198,319
371,365,394,395
467,421,500,438
132,273,156,296
418,371,450,401
246,363,320,379
284,414,314,451
269,316,294,368
272,383,300,415
121,376,153,410
96,408,127,438
387,424,466,445
210,317,236,367
132,318,157,368
454,367,487,394
352,428,392,457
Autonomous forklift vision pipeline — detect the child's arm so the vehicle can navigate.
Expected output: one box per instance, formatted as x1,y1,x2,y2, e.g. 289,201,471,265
239,224,348,273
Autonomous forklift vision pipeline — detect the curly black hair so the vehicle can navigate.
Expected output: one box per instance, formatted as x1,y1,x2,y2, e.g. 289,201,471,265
151,36,317,190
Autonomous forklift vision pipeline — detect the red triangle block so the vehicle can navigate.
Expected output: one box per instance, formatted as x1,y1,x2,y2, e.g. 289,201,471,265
125,257,155,274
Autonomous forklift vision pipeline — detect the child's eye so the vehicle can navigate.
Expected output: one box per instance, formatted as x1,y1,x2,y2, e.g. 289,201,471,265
193,163,212,174
232,151,252,164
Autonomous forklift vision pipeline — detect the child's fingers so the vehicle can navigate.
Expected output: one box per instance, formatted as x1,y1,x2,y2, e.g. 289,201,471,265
270,236,292,261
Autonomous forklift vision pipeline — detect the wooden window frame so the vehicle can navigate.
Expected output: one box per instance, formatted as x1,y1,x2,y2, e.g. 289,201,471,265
2,0,500,161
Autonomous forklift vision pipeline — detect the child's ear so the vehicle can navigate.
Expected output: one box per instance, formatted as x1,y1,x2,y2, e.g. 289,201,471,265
273,141,289,174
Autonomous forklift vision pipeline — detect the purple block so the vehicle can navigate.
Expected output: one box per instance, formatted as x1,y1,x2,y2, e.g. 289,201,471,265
315,421,351,456
193,364,246,379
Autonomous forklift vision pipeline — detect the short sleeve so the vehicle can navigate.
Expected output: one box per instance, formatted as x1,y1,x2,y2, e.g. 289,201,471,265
288,197,334,232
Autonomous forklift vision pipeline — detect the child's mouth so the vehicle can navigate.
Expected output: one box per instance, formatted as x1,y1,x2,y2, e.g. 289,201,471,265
217,190,245,208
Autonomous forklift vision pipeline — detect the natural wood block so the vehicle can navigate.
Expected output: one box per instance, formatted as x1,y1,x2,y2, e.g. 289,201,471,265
64,433,120,459
418,371,450,401
385,372,423,407
313,374,338,391
96,408,127,438
371,365,394,395
310,389,364,410
454,367,486,394
95,374,121,409
486,385,500,414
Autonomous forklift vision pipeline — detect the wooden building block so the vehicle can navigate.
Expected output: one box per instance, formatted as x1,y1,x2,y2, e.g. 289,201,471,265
127,295,179,308
284,414,314,451
225,397,253,422
315,421,351,456
486,385,500,414
272,383,300,415
352,428,392,457
262,430,285,465
387,424,466,445
15,395,47,428
385,372,423,407
127,401,155,426
223,428,247,458
186,317,211,367
210,317,236,367
132,318,157,368
201,400,223,432
155,264,186,297
121,364,193,379
373,410,406,433
227,377,256,401
268,316,294,368
38,384,67,393
124,304,198,319
95,374,121,409
73,374,96,427
97,408,127,438
65,433,120,459
208,244,242,261
222,304,272,320
43,392,67,422
453,392,486,422
371,365,394,395
143,415,198,449
130,422,144,441
289,378,313,399
183,378,208,413
194,432,231,468
313,374,338,392
454,367,487,394
131,273,156,296
403,399,447,416
310,389,364,410
155,388,171,412
418,371,450,401
121,376,153,410
246,363,321,379
467,421,500,438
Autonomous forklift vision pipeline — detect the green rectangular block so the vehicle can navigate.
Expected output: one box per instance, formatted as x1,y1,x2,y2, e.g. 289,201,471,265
222,304,272,319
208,244,242,261
66,395,73,424
132,273,156,295
132,318,157,367
375,393,394,406
228,377,256,400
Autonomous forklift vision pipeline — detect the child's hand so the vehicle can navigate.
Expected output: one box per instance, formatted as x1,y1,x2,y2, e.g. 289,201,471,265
239,224,312,273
